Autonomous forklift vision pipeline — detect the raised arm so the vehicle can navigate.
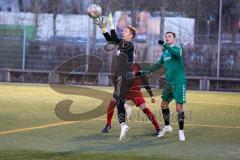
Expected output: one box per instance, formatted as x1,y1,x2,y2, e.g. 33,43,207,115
108,13,121,44
110,29,121,44
94,16,110,41
102,29,121,44
163,43,182,58
102,32,112,41
97,13,121,44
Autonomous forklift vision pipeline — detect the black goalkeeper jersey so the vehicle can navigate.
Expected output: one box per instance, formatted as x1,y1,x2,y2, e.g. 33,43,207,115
103,29,134,77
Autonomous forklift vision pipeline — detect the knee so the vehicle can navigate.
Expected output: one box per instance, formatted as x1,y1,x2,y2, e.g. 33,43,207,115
139,103,147,110
110,99,117,106
161,101,169,109
113,93,122,102
176,104,183,112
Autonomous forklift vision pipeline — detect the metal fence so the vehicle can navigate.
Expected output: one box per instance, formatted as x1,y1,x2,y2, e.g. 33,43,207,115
0,0,239,90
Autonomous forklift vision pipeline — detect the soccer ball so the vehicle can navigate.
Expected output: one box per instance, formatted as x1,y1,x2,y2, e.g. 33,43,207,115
87,4,102,19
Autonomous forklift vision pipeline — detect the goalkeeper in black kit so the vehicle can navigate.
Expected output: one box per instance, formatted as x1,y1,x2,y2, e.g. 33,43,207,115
94,13,136,142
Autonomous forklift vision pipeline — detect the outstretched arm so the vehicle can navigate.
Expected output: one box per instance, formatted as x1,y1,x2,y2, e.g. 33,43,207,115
142,56,164,74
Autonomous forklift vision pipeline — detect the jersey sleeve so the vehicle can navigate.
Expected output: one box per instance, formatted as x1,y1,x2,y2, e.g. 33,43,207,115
142,55,164,74
102,32,112,42
102,29,122,44
110,29,121,44
163,44,182,58
141,75,153,97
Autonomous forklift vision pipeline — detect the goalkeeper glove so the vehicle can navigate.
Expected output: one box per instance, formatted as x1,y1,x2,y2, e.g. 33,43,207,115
108,12,115,30
158,40,165,45
94,16,108,33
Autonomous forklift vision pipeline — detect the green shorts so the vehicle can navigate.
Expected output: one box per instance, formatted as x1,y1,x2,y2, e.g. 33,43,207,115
161,83,186,104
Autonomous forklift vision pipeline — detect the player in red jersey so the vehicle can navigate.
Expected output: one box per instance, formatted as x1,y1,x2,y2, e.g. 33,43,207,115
102,63,161,135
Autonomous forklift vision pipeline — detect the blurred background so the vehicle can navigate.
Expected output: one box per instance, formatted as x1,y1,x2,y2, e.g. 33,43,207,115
0,0,239,91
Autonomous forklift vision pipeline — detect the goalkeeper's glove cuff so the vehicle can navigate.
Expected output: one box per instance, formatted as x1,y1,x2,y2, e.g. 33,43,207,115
108,12,115,30
109,23,115,30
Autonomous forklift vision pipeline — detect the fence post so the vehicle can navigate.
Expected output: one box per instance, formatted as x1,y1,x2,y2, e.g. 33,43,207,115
217,0,223,79
22,27,26,71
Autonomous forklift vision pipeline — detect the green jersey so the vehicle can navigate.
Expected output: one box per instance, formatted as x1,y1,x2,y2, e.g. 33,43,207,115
143,43,186,85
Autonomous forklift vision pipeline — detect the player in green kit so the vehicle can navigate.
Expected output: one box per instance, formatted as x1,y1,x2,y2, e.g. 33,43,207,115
137,32,186,141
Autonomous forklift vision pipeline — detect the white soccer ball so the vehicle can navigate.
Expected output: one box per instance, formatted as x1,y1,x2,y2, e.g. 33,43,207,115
87,4,102,19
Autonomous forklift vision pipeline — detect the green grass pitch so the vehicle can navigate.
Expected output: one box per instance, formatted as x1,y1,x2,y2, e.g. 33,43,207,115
0,83,239,160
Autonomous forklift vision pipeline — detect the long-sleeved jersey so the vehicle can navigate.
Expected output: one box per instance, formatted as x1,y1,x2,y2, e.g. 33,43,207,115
143,43,186,85
103,29,134,77
130,63,153,97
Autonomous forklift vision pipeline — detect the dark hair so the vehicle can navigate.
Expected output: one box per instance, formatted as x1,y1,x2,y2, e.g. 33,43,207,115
166,32,176,38
127,26,136,39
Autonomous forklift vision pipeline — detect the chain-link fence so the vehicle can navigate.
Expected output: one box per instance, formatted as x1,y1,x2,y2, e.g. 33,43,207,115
0,0,239,90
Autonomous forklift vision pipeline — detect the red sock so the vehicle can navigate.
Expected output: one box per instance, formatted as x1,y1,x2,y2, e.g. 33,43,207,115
142,108,160,131
106,100,116,126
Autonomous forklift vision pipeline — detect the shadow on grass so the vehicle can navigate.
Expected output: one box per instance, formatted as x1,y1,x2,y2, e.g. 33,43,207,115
70,133,177,153
0,150,183,160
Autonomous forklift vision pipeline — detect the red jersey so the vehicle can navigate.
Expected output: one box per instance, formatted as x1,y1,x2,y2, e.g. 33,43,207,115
129,63,153,97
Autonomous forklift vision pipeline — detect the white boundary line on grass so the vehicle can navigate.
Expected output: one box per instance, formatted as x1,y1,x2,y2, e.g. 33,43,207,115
0,118,240,136
0,121,78,136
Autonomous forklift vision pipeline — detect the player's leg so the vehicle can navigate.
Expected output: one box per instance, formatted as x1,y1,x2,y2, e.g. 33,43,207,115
161,84,173,128
161,83,174,126
113,92,128,143
157,85,174,138
124,100,132,119
106,99,116,126
113,82,126,124
124,92,133,119
174,84,186,141
125,90,160,135
102,98,116,133
115,77,133,142
157,100,173,138
176,103,184,131
161,100,171,126
131,91,160,135
113,92,126,123
139,102,161,135
176,103,185,141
